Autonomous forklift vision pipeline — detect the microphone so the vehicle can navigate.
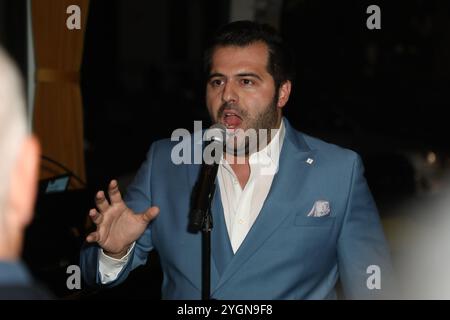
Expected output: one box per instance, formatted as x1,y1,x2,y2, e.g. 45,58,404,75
189,124,226,232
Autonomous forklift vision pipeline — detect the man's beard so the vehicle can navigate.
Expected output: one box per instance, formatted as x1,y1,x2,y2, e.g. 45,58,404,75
216,93,280,157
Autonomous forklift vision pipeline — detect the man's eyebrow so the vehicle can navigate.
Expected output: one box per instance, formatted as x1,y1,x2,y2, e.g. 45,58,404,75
207,72,263,81
207,73,225,80
236,73,262,81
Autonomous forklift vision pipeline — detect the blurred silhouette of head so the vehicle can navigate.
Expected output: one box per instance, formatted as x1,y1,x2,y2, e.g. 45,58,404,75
0,47,40,260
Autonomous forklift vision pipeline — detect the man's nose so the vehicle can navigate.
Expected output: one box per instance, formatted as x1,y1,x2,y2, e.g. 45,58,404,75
222,82,238,104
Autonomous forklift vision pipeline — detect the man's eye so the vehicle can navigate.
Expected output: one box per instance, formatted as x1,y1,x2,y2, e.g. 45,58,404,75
241,79,254,86
210,79,223,87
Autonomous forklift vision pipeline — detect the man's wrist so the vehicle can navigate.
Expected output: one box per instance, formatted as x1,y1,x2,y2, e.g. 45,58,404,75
103,246,131,259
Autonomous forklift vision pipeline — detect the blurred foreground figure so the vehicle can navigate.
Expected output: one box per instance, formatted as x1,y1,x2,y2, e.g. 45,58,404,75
0,47,51,299
391,169,450,299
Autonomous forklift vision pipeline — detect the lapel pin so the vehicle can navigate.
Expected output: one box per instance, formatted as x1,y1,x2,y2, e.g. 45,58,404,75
306,158,314,164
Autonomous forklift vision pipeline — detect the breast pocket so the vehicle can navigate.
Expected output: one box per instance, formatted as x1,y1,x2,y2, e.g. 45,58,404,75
294,215,335,227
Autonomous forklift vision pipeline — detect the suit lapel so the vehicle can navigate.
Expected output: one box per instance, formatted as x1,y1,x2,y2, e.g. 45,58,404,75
210,186,234,275
211,119,316,295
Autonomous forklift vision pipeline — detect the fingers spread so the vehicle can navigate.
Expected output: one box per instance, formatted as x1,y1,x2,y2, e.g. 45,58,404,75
95,190,109,212
141,206,160,224
86,231,99,243
108,179,123,205
89,208,102,225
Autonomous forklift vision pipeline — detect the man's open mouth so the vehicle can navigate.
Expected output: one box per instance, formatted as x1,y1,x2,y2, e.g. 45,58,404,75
222,111,243,129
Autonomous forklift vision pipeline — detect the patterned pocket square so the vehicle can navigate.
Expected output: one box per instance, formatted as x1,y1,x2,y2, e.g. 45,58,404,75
307,200,331,217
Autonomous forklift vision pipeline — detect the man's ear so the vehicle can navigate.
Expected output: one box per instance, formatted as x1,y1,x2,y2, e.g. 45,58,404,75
277,80,292,109
7,135,40,228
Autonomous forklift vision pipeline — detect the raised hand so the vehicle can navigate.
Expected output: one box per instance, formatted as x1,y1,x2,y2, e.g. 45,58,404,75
86,180,159,258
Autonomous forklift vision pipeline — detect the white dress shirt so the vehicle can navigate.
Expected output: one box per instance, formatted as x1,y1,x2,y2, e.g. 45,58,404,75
218,120,285,253
98,120,286,283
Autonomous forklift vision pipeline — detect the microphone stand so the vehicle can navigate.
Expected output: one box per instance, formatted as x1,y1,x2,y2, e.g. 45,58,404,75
190,124,225,300
195,162,219,300
201,182,215,300
189,159,220,300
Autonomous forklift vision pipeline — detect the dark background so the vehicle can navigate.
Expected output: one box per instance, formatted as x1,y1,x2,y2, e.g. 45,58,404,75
1,0,450,299
80,0,450,203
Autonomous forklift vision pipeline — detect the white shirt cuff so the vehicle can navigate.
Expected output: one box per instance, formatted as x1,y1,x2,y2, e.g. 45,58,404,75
98,242,135,284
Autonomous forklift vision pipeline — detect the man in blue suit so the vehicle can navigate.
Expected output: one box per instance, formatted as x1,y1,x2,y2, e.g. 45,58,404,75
81,21,395,299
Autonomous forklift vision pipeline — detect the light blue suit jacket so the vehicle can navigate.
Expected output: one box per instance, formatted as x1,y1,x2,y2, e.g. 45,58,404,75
81,118,395,299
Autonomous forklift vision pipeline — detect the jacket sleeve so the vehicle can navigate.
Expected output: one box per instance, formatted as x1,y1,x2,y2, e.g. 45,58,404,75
80,142,158,288
337,154,397,299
